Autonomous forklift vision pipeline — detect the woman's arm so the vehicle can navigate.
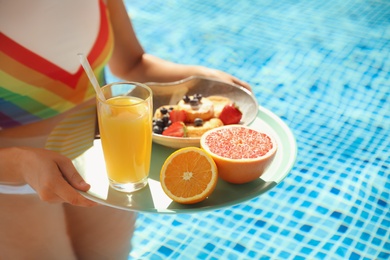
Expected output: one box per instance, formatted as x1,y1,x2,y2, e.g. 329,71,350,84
106,0,251,90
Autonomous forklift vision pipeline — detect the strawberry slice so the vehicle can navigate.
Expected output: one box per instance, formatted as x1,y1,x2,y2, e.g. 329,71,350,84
218,104,243,125
169,110,187,123
162,122,187,137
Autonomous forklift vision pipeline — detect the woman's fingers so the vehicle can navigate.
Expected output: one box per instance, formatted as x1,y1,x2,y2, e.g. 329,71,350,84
52,175,97,207
56,156,91,192
52,155,98,207
34,166,97,207
232,77,252,92
200,68,252,92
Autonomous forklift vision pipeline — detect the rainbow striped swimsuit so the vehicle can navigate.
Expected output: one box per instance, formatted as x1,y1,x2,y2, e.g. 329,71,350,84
0,0,113,159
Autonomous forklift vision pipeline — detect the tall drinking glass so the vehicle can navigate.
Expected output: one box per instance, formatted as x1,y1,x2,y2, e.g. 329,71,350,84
96,82,153,193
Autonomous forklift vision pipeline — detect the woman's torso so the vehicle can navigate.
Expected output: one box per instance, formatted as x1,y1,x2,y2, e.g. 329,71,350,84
0,0,113,156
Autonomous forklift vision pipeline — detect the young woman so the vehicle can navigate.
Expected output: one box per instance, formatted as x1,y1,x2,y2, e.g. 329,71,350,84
0,0,250,258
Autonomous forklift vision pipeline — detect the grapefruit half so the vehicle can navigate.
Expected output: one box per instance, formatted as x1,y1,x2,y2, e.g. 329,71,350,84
200,125,277,184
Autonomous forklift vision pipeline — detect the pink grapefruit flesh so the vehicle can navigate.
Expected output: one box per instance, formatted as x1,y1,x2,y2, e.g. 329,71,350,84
200,125,277,184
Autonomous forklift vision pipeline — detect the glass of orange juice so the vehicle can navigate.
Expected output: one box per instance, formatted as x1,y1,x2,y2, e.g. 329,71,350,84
97,82,153,193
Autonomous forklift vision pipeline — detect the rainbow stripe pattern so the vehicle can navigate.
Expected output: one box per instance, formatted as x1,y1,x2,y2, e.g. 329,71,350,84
0,0,113,159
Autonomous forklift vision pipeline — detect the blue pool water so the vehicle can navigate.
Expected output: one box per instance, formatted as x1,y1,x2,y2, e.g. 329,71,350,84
106,0,390,259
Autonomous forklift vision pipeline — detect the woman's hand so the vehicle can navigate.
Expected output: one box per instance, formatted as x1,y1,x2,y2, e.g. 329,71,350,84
0,147,97,207
192,66,252,91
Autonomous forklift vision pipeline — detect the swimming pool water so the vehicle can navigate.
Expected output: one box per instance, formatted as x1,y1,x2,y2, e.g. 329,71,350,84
106,0,390,259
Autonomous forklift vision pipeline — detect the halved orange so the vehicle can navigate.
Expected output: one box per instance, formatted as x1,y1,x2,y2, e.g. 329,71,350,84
160,147,218,204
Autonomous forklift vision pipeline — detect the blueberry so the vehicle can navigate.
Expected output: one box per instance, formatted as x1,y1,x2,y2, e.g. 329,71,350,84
195,93,203,101
153,125,163,134
190,98,200,109
160,107,168,115
183,95,190,103
155,118,164,127
194,118,203,126
162,114,170,125
190,98,199,105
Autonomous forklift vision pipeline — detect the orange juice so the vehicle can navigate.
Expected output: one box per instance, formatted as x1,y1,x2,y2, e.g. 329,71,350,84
98,96,152,185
